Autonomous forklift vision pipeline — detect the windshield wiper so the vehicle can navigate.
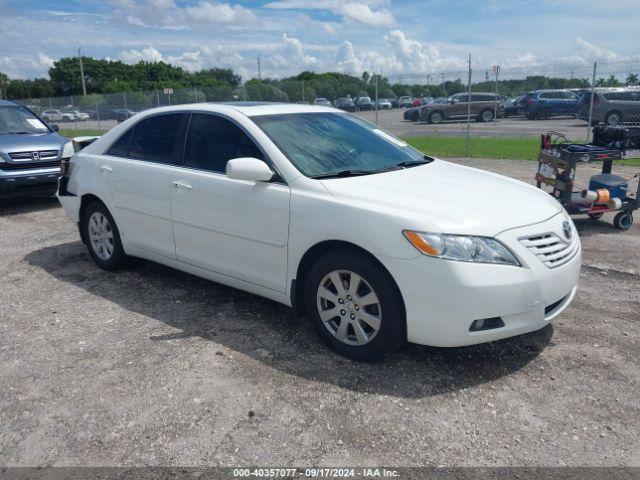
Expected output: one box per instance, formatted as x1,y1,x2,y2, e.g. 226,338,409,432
310,169,375,179
395,157,434,168
1,131,34,135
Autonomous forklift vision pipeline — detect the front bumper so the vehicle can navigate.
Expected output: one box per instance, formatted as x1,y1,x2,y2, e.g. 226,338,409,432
0,170,59,198
380,213,582,347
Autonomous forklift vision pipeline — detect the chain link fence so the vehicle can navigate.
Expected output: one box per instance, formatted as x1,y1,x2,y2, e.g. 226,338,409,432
11,58,640,159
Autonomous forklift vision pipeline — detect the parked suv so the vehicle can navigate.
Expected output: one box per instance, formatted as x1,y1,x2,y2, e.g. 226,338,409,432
420,93,504,124
522,90,579,119
0,100,70,198
576,87,640,126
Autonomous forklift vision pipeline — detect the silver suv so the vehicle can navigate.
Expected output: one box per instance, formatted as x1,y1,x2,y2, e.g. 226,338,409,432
0,101,69,198
576,87,640,126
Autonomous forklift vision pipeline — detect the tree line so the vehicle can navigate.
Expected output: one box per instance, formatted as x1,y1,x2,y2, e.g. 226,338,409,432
1,56,639,104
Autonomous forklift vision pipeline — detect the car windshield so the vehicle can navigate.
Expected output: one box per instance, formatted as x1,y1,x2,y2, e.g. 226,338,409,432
0,105,50,134
252,112,429,178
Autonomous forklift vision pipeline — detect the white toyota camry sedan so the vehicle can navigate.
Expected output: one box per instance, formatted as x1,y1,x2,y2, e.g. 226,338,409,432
58,103,581,360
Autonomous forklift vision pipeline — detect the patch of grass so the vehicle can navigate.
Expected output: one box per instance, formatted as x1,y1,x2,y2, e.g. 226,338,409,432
403,135,640,166
59,129,107,138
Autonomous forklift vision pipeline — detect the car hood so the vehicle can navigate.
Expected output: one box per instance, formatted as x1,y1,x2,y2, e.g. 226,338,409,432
320,159,562,237
0,132,67,156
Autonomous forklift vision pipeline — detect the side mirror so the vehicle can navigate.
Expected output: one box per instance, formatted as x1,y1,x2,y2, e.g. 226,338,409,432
51,124,60,132
226,157,274,182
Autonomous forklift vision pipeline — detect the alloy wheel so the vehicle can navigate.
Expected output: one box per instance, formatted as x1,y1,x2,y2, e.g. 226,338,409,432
88,211,115,261
316,269,382,346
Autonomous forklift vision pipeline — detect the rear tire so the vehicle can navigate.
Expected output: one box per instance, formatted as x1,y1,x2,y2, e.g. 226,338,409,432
479,109,494,122
605,111,622,126
613,211,633,230
304,250,406,361
81,200,127,271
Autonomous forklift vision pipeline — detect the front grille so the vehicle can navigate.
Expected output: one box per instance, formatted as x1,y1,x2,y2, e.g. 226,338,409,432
520,232,579,268
9,150,59,161
0,160,61,171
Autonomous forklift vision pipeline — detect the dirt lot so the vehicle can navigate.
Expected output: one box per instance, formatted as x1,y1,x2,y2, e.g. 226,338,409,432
0,158,638,467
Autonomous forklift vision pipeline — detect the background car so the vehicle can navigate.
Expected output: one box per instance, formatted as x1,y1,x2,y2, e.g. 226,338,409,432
522,90,579,119
504,96,525,117
355,96,375,111
376,98,392,110
314,98,331,107
41,109,77,122
403,105,422,121
389,98,399,108
398,96,413,108
63,109,89,121
420,93,504,124
336,97,356,112
576,87,640,126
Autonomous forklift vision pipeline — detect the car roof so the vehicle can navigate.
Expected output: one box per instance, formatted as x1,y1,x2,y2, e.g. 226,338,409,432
127,102,344,118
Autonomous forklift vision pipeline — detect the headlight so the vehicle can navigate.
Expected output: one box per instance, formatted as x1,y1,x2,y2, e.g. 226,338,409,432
403,230,520,266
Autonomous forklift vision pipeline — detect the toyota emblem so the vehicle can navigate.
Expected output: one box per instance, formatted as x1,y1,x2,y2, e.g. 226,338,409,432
562,221,572,240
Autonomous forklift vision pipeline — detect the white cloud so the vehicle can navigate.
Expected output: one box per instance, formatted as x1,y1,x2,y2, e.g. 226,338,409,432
575,37,618,61
263,0,396,28
119,46,165,64
339,3,395,27
383,30,467,73
184,2,258,25
109,0,259,28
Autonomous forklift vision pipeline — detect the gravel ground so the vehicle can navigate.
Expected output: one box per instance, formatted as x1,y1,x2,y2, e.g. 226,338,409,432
0,158,638,467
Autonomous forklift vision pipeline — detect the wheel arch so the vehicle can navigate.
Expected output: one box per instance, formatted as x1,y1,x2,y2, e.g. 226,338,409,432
291,240,406,320
78,193,108,244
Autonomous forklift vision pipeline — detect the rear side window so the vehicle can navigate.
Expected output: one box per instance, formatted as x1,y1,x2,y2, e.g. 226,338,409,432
604,92,640,101
107,113,187,164
184,113,263,173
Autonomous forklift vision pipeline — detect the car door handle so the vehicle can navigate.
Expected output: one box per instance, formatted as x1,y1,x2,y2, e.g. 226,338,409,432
172,181,193,190
99,165,113,173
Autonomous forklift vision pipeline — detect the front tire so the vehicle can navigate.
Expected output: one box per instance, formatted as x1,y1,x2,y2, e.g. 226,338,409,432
81,201,127,271
429,111,444,124
304,250,406,361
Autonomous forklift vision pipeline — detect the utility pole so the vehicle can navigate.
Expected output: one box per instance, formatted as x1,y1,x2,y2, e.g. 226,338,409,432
78,45,87,96
257,56,261,80
493,65,500,123
441,72,446,96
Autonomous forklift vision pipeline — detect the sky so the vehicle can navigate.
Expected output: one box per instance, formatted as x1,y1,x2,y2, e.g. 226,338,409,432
0,0,638,82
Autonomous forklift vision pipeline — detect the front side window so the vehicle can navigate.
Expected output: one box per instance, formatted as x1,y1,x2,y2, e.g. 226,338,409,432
252,112,428,178
107,113,187,163
184,113,263,173
0,105,50,134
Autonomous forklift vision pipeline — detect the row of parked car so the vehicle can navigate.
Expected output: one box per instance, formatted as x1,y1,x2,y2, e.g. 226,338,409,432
36,107,138,123
315,95,423,112
398,87,640,126
505,87,640,126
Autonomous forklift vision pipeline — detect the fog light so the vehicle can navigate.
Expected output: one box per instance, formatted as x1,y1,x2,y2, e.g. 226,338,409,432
469,317,505,332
